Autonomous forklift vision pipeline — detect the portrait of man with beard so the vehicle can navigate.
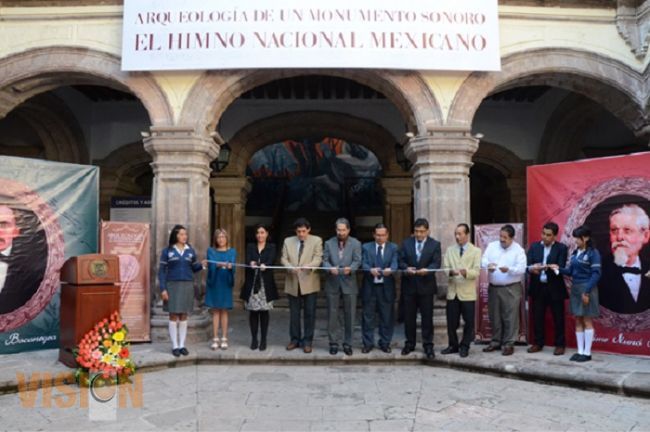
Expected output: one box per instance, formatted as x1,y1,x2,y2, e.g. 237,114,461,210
599,204,650,314
0,205,48,315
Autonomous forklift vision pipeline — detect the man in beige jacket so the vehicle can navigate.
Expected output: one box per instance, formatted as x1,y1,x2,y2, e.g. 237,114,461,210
441,223,482,358
281,217,323,353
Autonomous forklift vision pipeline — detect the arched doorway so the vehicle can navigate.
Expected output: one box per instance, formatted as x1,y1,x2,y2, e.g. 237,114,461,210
245,137,384,243
208,75,419,292
452,49,647,228
0,47,173,222
0,84,154,220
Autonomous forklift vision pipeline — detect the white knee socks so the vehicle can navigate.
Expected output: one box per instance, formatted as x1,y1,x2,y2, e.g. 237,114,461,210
584,329,594,356
178,320,188,349
575,331,585,355
169,321,179,349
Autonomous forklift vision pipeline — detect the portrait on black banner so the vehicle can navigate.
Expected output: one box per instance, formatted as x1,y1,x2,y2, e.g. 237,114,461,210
0,203,48,315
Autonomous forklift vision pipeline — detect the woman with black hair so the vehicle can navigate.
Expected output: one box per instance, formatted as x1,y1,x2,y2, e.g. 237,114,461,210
551,224,602,362
158,225,204,357
240,224,278,351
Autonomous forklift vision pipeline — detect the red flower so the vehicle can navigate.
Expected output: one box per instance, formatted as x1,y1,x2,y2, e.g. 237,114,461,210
119,348,130,358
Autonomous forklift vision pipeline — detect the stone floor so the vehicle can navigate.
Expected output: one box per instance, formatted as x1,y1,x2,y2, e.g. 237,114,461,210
1,308,649,400
1,364,649,431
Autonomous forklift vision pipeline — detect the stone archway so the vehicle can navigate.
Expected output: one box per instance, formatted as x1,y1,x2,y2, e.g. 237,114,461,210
179,69,443,136
180,70,439,275
538,93,620,163
448,48,647,136
0,46,182,269
472,141,528,223
2,92,87,164
211,112,414,292
95,142,153,220
222,111,406,177
0,46,173,126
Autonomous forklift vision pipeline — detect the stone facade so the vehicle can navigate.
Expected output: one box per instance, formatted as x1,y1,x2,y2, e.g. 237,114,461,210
0,2,648,326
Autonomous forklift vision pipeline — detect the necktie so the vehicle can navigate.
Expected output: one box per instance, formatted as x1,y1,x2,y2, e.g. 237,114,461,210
620,267,642,275
459,246,464,257
416,241,423,261
338,241,345,261
0,254,9,263
375,245,383,268
298,240,304,262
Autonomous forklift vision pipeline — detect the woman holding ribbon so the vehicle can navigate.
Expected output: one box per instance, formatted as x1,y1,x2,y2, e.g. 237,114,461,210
158,224,204,357
205,228,236,350
550,224,602,362
241,224,278,351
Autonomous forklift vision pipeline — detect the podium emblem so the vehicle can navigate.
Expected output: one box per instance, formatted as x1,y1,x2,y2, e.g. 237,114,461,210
90,260,109,278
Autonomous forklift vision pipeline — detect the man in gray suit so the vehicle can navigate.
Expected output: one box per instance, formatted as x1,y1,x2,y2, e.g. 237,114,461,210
323,217,362,355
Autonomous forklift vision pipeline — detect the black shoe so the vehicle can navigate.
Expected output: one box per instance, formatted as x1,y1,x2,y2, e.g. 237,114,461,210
172,348,181,357
179,347,189,356
425,347,435,360
569,353,581,361
380,345,392,354
401,345,414,356
362,345,373,354
259,340,267,351
329,345,339,355
343,345,353,356
459,348,469,358
575,354,592,362
250,339,259,350
441,346,459,355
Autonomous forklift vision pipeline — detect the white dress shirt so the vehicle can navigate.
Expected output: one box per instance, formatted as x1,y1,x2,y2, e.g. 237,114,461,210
415,239,425,261
0,246,12,294
622,257,642,302
374,242,384,284
540,242,553,283
481,240,527,286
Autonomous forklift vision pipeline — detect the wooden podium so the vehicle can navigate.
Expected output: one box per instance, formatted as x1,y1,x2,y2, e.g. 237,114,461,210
59,254,120,367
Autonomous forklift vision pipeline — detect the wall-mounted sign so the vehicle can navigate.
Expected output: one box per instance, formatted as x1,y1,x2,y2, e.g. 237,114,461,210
122,0,500,72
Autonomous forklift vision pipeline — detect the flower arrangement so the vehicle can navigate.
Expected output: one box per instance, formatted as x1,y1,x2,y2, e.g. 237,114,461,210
74,311,136,386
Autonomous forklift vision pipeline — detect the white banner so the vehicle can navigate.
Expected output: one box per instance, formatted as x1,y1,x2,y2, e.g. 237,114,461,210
122,0,501,72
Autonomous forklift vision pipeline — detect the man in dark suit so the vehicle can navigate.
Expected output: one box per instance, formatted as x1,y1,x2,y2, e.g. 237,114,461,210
0,205,46,315
398,218,441,359
361,223,398,353
526,221,568,355
600,204,650,314
322,217,362,356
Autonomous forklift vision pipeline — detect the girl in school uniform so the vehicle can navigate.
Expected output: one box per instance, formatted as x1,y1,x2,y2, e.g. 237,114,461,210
205,228,236,350
241,224,279,351
158,225,204,357
551,225,602,362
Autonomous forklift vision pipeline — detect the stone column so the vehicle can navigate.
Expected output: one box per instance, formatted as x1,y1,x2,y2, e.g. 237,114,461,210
210,176,252,298
144,126,218,344
405,126,479,255
144,126,219,261
381,177,413,244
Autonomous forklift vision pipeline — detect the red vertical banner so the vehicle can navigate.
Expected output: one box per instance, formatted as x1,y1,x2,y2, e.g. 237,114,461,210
528,152,650,356
474,223,527,343
100,221,151,342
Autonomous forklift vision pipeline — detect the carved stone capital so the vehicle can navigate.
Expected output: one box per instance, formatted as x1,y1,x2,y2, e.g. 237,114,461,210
144,126,219,178
381,177,413,205
617,0,650,59
405,127,479,179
